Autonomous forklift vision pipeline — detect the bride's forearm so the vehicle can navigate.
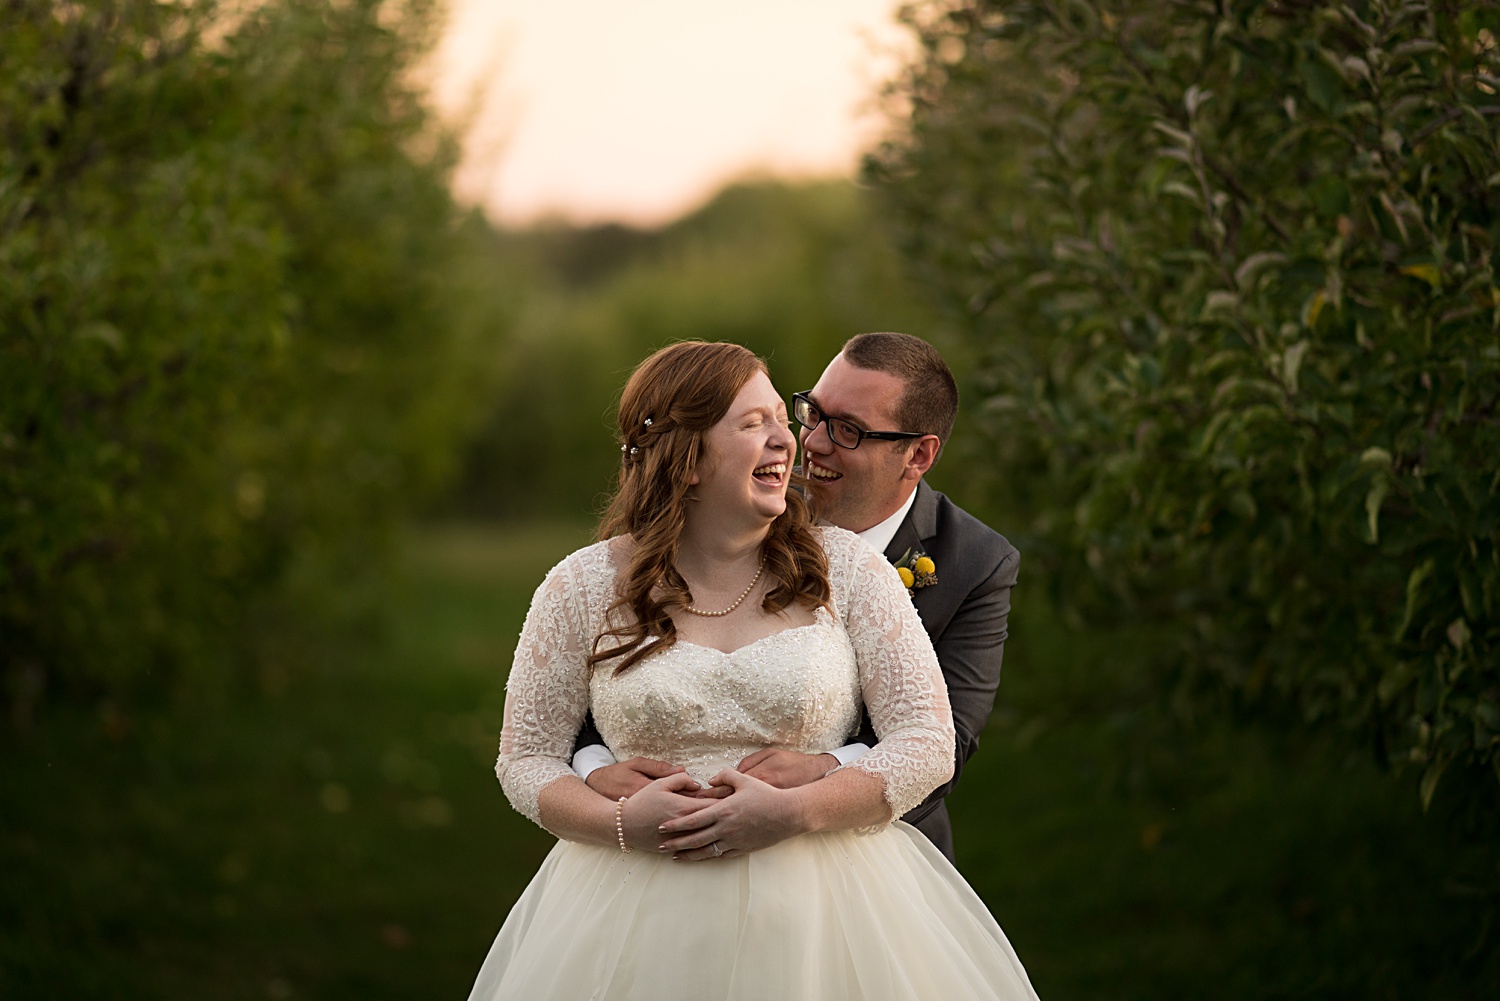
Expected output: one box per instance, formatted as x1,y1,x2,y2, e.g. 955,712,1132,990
536,775,617,847
785,766,892,835
540,771,714,849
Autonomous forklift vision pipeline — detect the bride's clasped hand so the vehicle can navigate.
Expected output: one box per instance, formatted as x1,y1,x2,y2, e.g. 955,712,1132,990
655,766,814,860
605,747,842,861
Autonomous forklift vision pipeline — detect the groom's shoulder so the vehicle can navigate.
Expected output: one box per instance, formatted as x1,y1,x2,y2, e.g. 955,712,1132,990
925,487,1018,571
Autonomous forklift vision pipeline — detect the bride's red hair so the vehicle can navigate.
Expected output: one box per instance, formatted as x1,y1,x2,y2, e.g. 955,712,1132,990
590,341,830,674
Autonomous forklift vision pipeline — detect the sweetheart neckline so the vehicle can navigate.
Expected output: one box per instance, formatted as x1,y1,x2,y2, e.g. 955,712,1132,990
670,618,830,658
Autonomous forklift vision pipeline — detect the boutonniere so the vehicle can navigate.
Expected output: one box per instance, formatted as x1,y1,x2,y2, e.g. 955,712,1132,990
894,548,938,596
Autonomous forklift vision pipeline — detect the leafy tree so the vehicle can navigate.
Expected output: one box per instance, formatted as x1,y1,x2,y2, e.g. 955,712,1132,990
1,0,503,706
870,0,1500,807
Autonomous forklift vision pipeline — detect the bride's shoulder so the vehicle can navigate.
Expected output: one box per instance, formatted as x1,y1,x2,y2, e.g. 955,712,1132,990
813,524,877,558
520,540,616,624
537,538,616,590
812,524,884,582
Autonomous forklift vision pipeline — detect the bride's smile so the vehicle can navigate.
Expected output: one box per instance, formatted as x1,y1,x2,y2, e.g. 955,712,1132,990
751,461,787,486
688,370,795,526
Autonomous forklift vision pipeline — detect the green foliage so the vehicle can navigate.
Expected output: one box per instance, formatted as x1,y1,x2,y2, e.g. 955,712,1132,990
0,0,505,703
447,181,941,519
871,0,1500,804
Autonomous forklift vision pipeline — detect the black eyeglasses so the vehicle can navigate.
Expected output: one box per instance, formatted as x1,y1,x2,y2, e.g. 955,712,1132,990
792,392,925,450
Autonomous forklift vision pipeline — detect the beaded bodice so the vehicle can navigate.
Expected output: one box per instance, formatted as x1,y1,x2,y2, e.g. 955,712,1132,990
590,616,859,783
495,527,955,833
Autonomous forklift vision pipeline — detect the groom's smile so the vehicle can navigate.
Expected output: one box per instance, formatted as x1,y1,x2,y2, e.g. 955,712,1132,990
798,354,922,534
805,459,842,482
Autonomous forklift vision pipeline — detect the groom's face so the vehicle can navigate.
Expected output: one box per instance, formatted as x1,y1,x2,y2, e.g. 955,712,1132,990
798,354,918,534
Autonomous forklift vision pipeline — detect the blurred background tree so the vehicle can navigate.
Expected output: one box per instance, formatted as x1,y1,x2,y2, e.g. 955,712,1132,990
445,180,942,520
870,0,1500,819
1,0,506,708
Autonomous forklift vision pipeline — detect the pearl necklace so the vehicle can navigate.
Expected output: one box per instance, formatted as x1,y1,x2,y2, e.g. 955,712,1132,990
682,555,766,617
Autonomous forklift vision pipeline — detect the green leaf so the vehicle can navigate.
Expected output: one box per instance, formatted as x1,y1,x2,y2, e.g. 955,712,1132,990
1458,570,1481,620
1233,252,1287,290
77,321,123,351
1446,618,1470,650
1301,290,1325,329
1201,290,1239,317
1377,661,1415,705
1390,39,1443,60
1419,752,1451,812
1299,56,1343,110
1399,263,1442,289
1152,121,1196,147
1283,341,1308,394
1228,490,1257,520
1183,85,1213,116
1365,479,1388,543
1395,559,1435,639
1161,180,1201,205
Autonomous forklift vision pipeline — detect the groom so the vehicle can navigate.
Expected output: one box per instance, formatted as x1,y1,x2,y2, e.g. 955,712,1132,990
574,332,1019,862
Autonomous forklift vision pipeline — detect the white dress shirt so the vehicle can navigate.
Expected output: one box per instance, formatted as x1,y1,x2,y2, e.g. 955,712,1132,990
854,485,918,558
570,487,920,780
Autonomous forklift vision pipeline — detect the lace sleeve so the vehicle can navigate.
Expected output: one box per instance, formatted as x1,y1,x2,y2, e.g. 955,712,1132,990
831,531,956,828
494,554,594,828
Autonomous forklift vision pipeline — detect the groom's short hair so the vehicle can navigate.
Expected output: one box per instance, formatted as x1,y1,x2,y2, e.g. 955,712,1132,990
842,332,958,444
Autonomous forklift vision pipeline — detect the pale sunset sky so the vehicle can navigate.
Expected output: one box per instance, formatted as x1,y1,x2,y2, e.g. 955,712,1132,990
428,0,913,227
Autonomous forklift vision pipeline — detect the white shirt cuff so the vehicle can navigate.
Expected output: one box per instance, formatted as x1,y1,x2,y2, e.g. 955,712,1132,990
827,742,872,767
571,744,617,781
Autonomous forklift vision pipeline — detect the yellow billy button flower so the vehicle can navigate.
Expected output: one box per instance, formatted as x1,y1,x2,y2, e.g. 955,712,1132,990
892,548,938,597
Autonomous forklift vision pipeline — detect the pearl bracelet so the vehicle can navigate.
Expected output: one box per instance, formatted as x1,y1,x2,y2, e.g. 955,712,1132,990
615,796,632,854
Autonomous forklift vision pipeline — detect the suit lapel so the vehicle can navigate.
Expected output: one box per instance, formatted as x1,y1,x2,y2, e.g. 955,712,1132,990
883,482,941,623
882,481,938,564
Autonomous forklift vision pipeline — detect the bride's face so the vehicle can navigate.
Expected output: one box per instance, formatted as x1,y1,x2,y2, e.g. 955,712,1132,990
691,372,795,524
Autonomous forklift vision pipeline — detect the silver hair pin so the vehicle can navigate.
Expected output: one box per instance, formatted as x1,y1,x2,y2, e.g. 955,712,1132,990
643,417,653,427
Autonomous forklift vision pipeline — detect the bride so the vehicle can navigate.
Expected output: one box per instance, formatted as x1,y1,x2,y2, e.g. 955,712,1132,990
467,341,1039,1000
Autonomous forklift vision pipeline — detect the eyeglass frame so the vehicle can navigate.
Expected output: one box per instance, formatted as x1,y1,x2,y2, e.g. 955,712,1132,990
791,392,927,450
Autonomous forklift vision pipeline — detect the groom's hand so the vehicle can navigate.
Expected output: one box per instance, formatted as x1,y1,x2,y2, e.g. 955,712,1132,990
586,756,685,800
738,748,839,789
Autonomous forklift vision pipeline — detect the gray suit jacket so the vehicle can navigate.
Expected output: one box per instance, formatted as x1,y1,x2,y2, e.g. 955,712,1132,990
860,480,1019,861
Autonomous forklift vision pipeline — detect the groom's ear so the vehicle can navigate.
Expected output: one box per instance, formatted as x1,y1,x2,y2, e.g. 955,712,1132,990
901,435,941,481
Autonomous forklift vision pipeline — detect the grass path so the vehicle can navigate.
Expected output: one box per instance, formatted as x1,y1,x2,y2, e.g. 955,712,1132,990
2,521,1494,998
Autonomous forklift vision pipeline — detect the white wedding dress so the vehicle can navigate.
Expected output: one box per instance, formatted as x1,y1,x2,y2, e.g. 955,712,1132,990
467,528,1039,1000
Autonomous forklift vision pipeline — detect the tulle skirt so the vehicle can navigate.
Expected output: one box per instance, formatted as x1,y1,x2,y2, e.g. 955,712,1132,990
465,821,1039,1001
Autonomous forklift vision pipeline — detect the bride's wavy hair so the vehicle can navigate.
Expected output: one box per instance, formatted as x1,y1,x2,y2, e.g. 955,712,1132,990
590,341,830,675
